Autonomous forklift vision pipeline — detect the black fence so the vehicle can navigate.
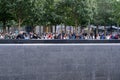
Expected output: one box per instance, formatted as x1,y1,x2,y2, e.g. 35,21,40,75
0,40,120,44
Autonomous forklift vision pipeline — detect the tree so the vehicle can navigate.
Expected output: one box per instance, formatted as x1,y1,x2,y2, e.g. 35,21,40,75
23,0,45,32
113,0,120,25
93,0,114,26
0,0,14,33
11,0,33,31
55,0,94,32
92,0,115,36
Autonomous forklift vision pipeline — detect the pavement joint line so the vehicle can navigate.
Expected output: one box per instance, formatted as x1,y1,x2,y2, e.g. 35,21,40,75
0,43,120,46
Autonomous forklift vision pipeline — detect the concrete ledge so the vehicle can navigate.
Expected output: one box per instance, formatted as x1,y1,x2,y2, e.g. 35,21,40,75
0,40,120,44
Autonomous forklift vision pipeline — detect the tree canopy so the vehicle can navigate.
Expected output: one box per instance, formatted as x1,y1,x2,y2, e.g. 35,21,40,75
0,0,119,32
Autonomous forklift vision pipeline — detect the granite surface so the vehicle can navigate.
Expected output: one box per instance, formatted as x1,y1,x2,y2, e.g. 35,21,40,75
0,45,119,80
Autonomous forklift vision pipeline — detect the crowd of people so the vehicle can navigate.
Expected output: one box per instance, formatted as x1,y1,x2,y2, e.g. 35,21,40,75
0,31,120,40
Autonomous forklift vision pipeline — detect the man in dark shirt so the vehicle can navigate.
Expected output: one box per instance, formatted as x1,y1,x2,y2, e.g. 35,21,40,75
16,32,24,39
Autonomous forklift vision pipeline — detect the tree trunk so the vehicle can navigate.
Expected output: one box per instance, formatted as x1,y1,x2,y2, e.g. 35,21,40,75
61,24,62,33
80,26,82,33
65,25,66,33
104,26,106,39
88,25,90,36
50,26,52,33
55,25,57,33
94,26,99,39
117,24,119,34
39,26,41,35
75,19,78,33
47,26,52,33
8,26,10,33
43,26,46,33
18,19,22,32
79,26,81,32
48,26,50,32
32,26,36,33
70,26,72,33
43,26,48,33
3,21,6,34
3,26,6,34
96,26,98,35
46,26,49,33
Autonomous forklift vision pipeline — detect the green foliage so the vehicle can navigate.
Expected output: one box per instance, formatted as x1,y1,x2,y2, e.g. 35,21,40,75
113,0,120,25
93,0,115,26
0,0,119,31
55,0,94,27
0,0,14,32
0,0,13,24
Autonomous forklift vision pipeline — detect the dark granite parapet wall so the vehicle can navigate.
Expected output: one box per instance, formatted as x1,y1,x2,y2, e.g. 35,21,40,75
0,40,120,44
0,44,120,80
